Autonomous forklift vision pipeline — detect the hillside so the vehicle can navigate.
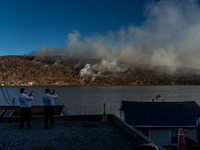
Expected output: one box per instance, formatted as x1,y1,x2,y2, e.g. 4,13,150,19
0,56,79,86
0,55,200,86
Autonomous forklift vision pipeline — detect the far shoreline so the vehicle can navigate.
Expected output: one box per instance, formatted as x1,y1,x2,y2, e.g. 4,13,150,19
3,84,200,87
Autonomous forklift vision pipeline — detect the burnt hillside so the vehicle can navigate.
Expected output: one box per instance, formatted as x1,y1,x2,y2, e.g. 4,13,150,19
0,55,200,86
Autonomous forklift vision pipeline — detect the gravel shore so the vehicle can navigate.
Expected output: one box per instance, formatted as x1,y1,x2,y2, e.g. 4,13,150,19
0,120,138,150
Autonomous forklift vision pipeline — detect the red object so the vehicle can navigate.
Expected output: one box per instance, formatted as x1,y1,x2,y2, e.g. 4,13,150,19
177,128,186,150
101,111,108,122
101,103,108,122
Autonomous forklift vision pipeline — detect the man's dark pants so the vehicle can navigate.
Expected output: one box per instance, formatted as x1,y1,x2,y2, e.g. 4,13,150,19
43,106,54,128
20,107,32,129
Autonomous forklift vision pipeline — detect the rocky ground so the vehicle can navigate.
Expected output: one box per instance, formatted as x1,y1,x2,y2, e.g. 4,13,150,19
0,120,138,150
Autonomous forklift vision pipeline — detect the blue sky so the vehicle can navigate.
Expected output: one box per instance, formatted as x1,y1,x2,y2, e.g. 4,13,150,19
0,0,152,56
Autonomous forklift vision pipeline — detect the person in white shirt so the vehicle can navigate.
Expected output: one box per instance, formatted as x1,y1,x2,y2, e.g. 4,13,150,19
42,89,58,128
18,88,33,129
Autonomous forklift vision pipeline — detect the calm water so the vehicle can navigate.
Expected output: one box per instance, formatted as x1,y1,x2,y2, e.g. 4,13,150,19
1,86,200,116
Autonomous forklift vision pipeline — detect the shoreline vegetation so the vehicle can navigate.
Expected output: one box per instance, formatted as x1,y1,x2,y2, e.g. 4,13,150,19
1,55,200,86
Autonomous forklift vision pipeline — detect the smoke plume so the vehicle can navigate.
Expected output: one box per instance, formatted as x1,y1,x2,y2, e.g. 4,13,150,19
28,0,200,70
79,60,129,83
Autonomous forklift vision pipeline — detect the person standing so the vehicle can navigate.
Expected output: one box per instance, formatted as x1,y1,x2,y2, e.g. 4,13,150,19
18,88,33,129
42,89,58,129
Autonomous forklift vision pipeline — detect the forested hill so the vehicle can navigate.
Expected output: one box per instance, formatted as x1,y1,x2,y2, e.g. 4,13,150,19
0,55,200,86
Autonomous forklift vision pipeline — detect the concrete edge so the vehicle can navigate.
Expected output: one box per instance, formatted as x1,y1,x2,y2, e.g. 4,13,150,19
0,114,111,122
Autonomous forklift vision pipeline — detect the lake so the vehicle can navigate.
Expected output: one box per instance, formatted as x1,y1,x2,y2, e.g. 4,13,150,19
1,86,200,116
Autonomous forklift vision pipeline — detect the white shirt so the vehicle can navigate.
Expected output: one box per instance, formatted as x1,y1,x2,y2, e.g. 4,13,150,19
42,93,58,106
18,94,33,107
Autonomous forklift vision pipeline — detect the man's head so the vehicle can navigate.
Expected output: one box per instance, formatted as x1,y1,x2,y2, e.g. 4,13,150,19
45,89,50,94
20,88,26,94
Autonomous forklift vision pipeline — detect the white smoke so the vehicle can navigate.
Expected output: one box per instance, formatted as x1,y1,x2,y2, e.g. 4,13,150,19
92,60,129,73
79,64,96,84
91,72,101,82
28,0,200,70
54,60,61,65
79,60,129,83
80,64,93,77
28,46,67,60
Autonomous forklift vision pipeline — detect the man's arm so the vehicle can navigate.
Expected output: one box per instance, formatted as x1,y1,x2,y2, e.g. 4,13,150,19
23,94,33,101
50,93,58,99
